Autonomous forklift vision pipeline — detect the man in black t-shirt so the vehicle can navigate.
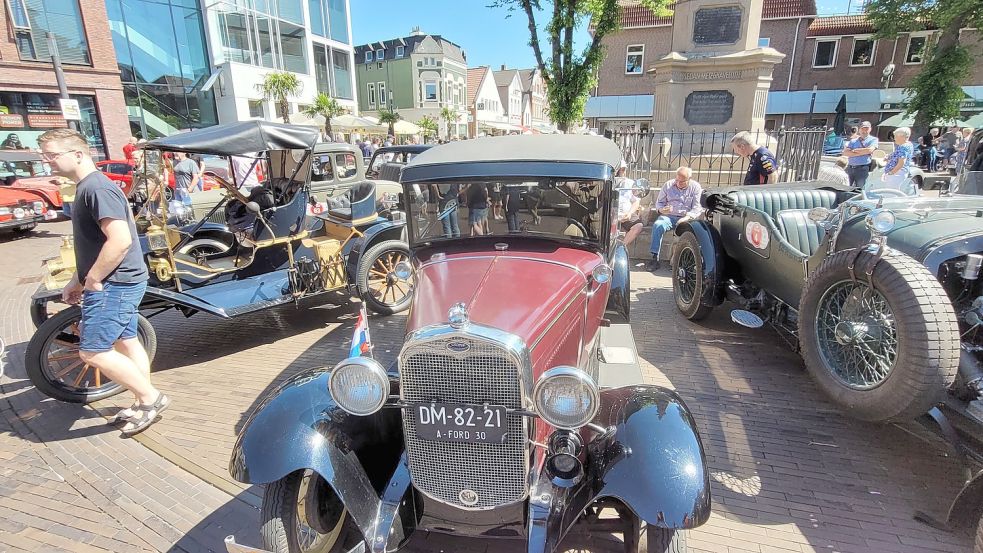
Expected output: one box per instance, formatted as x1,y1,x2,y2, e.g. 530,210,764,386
731,131,779,185
38,129,168,437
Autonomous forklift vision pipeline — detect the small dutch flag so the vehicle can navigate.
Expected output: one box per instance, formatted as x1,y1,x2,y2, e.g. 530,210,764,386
349,304,372,358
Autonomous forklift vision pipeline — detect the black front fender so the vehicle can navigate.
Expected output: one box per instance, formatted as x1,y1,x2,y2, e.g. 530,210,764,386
594,385,711,528
229,367,407,548
675,220,725,307
344,220,406,283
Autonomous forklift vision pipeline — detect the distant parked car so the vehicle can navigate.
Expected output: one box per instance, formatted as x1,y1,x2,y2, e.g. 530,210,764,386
0,186,47,234
0,150,65,219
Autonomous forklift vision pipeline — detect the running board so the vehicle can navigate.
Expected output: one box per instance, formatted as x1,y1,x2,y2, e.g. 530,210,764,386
596,323,644,389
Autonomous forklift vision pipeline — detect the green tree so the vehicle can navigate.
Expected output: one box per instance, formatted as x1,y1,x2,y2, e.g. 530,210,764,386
496,0,670,132
418,115,439,141
440,107,460,140
255,72,303,124
303,92,346,139
379,110,402,136
866,0,983,133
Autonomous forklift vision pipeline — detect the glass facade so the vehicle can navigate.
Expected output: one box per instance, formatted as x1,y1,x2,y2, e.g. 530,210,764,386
107,0,217,138
10,0,91,64
306,0,347,43
212,0,308,74
311,43,352,100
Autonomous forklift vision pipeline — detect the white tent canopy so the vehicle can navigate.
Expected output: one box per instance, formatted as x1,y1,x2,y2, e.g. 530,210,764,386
288,112,386,131
391,120,421,134
878,112,968,128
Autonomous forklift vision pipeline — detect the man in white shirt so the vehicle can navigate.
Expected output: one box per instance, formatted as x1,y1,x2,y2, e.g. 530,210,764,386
647,166,704,271
615,162,643,246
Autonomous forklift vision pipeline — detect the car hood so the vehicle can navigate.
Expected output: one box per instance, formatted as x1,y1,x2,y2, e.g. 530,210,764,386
838,204,983,258
7,176,59,192
406,246,599,348
0,187,46,205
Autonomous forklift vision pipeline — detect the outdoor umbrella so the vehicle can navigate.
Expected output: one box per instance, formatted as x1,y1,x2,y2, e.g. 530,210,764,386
392,120,422,135
833,94,847,136
965,113,983,128
878,112,968,128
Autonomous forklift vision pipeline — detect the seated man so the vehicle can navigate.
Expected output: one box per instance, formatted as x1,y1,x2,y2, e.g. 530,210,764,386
647,166,703,272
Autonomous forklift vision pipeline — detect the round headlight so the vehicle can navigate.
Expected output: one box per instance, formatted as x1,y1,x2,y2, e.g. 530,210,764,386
393,260,413,281
12,207,25,219
534,367,600,430
328,357,389,415
591,263,612,284
865,209,896,234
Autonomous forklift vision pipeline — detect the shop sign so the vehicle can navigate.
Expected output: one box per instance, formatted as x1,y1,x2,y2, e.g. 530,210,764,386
59,99,81,120
0,114,24,128
27,114,68,128
881,99,983,110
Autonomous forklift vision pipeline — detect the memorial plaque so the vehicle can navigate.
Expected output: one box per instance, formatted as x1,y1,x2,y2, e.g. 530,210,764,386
684,91,734,125
693,6,742,45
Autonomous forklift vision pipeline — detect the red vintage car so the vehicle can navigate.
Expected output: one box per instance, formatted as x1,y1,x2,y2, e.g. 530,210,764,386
229,135,711,553
98,158,225,200
0,186,47,233
0,150,64,219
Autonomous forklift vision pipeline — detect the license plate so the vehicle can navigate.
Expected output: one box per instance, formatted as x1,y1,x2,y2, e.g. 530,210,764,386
415,402,508,444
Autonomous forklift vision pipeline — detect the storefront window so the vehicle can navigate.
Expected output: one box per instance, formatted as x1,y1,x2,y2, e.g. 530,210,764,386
0,93,106,159
17,0,90,64
331,49,352,99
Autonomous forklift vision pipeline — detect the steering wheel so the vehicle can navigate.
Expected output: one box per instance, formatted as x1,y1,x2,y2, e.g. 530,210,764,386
565,218,590,238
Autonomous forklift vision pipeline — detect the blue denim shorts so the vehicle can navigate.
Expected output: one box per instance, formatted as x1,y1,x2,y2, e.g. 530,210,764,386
80,280,147,353
469,208,488,225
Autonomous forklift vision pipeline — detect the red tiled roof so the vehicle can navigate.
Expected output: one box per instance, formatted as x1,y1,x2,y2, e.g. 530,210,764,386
618,0,815,28
467,66,489,108
807,15,873,36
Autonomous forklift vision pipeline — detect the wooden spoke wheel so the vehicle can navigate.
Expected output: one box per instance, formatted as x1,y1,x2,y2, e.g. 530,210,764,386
356,240,413,315
25,306,158,403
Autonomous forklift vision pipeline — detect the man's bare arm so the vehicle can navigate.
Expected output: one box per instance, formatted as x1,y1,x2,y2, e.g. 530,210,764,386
85,218,132,286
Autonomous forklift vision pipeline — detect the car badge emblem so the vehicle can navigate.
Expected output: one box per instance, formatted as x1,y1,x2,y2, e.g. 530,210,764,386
447,341,471,353
448,302,469,328
459,489,479,506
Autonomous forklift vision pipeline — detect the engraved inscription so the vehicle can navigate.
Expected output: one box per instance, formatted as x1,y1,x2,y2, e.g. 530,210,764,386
693,6,742,45
684,90,735,126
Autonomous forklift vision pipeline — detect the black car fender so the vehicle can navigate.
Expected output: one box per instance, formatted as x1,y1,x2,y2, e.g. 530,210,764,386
605,242,631,323
344,220,406,283
592,385,711,529
229,367,410,550
674,220,726,307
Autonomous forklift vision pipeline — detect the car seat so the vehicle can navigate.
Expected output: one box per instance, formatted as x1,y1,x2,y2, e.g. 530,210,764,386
774,209,827,257
327,180,377,223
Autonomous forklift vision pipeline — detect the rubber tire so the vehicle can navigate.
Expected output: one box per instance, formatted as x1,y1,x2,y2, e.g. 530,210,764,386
261,471,356,553
177,237,230,257
975,512,983,553
356,239,412,315
638,526,687,553
798,249,960,422
671,231,712,320
25,306,158,403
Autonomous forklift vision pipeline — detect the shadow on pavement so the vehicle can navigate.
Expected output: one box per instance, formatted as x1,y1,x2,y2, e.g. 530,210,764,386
631,279,973,552
166,489,263,553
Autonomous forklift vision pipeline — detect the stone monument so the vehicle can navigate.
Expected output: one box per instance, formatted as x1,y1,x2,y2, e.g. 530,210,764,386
648,0,784,132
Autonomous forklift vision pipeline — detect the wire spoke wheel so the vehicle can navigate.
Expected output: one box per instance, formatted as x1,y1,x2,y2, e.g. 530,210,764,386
357,240,413,315
676,247,698,304
815,281,897,390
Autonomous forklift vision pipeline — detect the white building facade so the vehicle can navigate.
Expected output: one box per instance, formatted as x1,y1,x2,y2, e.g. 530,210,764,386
203,0,357,124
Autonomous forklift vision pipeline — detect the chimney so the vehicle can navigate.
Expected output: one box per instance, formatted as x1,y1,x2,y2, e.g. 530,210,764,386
501,64,506,71
410,26,423,36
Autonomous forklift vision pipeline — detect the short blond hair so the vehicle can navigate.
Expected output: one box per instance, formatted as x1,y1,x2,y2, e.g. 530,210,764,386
37,129,87,151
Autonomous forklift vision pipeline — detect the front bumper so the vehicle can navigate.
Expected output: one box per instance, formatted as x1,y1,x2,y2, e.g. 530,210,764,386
0,214,42,231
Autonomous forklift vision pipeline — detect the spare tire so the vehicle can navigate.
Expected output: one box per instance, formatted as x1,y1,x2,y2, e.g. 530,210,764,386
798,249,959,422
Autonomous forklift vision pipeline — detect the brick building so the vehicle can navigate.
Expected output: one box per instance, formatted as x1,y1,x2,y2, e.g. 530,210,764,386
0,0,128,159
588,0,983,137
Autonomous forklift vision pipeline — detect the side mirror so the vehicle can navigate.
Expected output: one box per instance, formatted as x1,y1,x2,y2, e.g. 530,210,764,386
246,201,262,213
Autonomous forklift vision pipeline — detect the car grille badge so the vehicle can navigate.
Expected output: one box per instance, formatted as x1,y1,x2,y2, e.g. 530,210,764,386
459,489,479,506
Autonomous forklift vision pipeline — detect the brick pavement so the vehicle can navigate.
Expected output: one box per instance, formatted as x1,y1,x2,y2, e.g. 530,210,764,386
0,222,976,552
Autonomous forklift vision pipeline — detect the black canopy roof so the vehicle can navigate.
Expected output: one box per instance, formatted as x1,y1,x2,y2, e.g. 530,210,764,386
0,150,42,162
144,121,319,156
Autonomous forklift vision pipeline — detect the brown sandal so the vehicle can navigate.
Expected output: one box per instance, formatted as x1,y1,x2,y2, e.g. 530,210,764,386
120,393,170,437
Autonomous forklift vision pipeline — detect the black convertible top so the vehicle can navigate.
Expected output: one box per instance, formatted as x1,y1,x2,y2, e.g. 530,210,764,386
144,121,319,156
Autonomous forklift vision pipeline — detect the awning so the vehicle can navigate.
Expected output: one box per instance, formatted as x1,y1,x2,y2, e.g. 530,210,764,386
966,113,983,128
766,89,881,114
480,121,522,132
877,112,968,128
584,95,654,118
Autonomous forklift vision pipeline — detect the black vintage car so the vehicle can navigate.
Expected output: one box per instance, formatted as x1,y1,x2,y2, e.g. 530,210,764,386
26,121,413,403
227,135,710,553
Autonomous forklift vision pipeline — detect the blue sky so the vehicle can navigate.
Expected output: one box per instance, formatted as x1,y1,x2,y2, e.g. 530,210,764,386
349,0,855,70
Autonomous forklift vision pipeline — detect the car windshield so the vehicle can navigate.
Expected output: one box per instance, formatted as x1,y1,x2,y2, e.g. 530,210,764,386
405,179,609,247
0,159,47,178
368,150,423,175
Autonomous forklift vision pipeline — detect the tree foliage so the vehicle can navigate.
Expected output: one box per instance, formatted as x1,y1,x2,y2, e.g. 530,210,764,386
866,0,982,132
302,93,346,139
494,0,670,131
440,107,460,140
255,72,303,124
379,110,402,136
417,115,439,140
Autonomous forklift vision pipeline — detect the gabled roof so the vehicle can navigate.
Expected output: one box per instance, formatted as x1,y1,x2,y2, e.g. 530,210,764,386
467,66,489,107
617,0,816,28
517,69,535,91
493,69,519,88
354,33,466,64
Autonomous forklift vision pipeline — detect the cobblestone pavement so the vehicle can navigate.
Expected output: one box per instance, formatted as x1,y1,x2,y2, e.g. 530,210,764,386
0,222,975,553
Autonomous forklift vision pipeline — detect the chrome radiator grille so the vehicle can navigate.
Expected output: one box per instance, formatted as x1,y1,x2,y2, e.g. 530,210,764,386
400,335,527,509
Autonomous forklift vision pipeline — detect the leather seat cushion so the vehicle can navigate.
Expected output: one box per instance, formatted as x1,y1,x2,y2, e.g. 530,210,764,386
775,209,826,257
329,206,353,220
728,189,838,220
